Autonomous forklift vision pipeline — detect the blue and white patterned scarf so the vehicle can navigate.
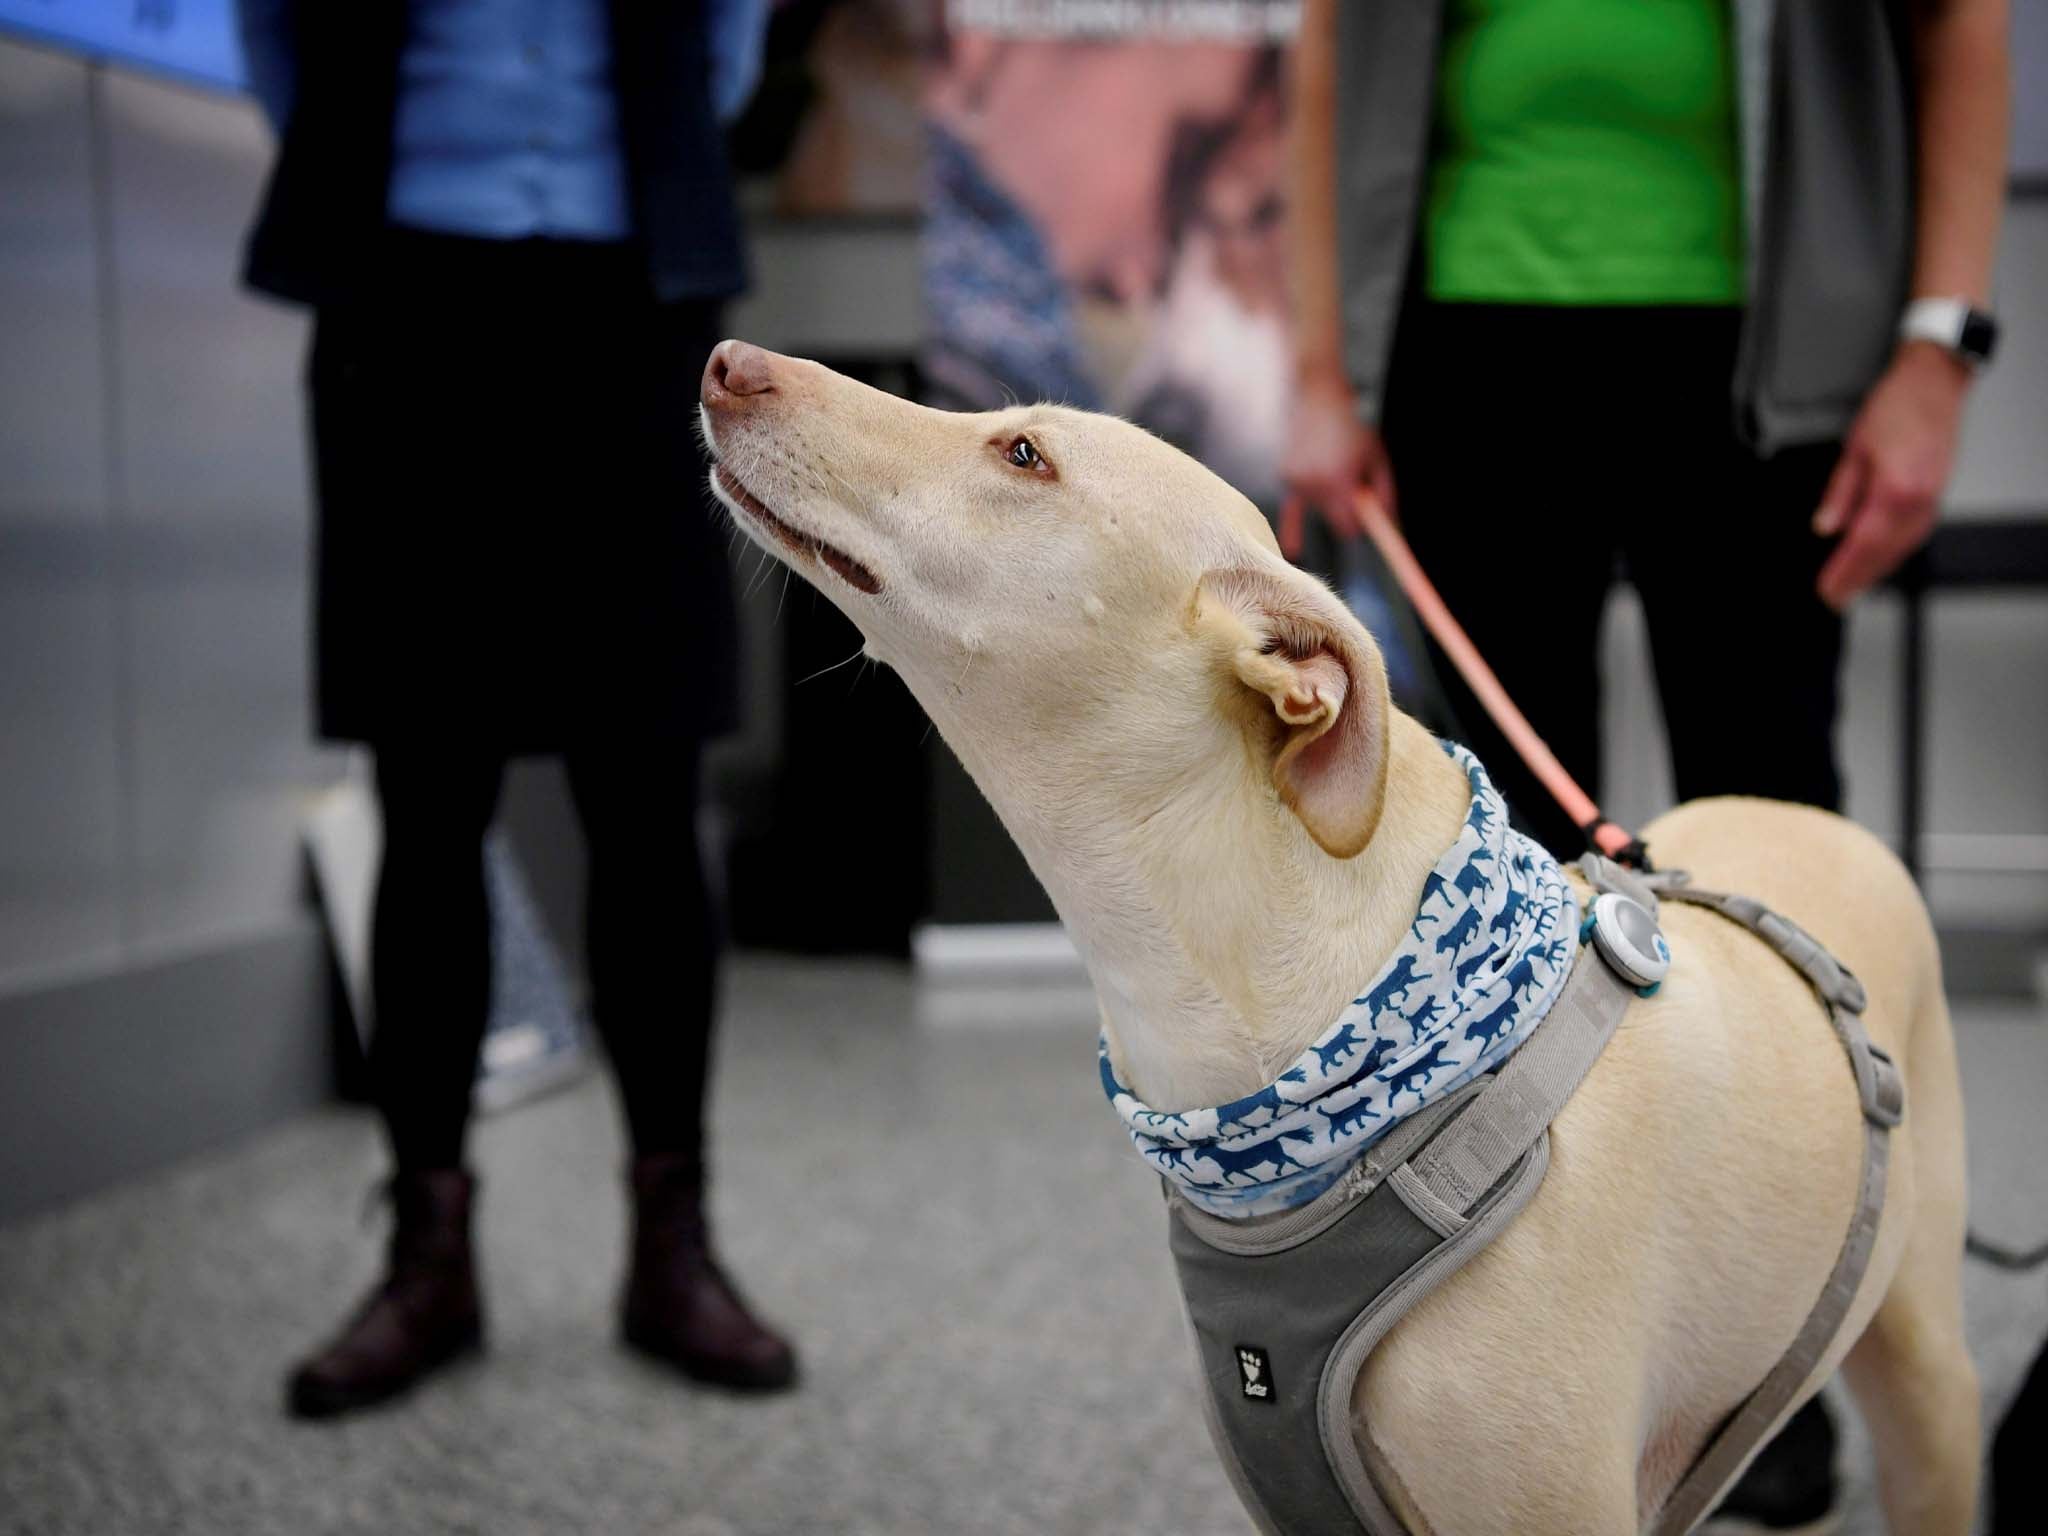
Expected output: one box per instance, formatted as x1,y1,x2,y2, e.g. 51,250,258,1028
1100,744,1580,1218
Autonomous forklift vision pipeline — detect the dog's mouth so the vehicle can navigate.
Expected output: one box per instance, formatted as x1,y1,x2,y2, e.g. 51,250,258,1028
714,464,882,596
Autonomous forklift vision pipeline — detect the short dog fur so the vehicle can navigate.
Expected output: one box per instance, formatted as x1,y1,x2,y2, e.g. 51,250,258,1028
700,341,1977,1535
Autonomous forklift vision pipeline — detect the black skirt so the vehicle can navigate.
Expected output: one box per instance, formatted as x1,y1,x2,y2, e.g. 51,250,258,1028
308,228,739,749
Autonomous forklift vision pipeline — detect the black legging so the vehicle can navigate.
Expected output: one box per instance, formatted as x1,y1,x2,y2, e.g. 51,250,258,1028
367,743,718,1172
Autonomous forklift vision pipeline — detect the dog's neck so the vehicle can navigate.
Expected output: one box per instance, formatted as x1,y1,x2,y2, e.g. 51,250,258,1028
942,700,1472,1112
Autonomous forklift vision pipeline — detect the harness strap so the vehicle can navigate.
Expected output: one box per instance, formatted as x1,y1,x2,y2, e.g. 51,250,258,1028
1642,881,1903,1536
1579,851,1662,915
1659,888,1870,1017
1651,883,1900,1128
1402,946,1632,1218
1400,856,1664,1219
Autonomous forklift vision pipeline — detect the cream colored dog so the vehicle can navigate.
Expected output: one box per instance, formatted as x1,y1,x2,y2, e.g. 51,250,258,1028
698,341,1978,1535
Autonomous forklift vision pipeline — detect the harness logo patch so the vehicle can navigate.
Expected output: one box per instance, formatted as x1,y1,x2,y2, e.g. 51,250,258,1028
1236,1345,1273,1403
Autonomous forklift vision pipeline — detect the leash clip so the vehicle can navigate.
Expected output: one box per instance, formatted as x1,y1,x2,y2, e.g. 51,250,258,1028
1581,817,1653,872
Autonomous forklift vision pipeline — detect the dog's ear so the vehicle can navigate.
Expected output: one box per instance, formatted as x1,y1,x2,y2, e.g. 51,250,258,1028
1193,566,1391,859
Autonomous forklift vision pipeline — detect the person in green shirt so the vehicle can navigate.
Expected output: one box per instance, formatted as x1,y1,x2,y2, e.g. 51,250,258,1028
1286,0,2009,1529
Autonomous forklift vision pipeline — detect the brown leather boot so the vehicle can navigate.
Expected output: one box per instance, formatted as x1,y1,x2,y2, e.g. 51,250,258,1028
286,1169,484,1419
621,1152,797,1391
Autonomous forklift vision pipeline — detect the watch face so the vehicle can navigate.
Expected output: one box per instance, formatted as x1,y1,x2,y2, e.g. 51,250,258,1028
1960,310,1999,364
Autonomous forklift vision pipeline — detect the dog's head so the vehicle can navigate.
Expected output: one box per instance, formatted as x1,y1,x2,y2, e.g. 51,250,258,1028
700,341,1390,860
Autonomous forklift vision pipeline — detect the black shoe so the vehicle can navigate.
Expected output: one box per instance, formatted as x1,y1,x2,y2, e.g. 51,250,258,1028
1700,1396,1841,1535
286,1169,485,1419
620,1152,798,1392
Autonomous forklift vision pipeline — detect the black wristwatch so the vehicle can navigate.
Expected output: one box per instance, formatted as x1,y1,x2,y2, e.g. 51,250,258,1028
1899,297,2000,368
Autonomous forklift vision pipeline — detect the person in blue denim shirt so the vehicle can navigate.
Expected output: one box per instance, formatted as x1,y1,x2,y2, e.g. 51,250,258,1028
237,0,796,1418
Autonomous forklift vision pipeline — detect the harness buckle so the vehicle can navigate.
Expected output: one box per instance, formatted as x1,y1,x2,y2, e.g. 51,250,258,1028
1832,964,1870,1017
1579,852,1660,915
1861,1040,1906,1129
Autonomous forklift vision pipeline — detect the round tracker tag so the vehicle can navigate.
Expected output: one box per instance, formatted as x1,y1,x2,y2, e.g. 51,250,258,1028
1588,892,1672,990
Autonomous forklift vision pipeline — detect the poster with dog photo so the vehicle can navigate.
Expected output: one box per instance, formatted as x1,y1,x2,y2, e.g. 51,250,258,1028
922,0,1300,510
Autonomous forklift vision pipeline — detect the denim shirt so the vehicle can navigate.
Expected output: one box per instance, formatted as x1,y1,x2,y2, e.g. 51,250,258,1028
385,0,629,240
237,0,767,243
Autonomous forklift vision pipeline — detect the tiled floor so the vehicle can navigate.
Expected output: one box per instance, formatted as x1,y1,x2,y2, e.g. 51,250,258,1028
1,958,2044,1535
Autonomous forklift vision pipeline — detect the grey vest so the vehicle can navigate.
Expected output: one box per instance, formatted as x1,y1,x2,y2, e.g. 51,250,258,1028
1168,858,1903,1535
1330,0,1915,452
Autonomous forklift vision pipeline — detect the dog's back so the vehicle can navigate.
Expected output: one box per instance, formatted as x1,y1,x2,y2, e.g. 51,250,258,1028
1642,795,1941,1063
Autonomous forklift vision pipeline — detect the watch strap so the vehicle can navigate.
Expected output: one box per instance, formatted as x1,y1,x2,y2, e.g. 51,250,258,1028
1900,296,1998,365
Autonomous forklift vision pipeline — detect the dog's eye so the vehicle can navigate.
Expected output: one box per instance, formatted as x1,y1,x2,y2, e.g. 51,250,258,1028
1007,437,1044,471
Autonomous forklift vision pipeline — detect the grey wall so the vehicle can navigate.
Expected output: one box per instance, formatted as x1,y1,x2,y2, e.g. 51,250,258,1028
0,39,342,994
0,923,333,1221
0,40,344,1219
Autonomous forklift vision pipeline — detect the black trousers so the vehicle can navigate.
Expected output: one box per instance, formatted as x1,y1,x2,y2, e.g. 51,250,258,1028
1383,303,1847,856
368,742,718,1172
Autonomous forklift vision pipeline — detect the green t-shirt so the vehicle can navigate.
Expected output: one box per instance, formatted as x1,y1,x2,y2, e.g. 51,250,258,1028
1424,0,1746,305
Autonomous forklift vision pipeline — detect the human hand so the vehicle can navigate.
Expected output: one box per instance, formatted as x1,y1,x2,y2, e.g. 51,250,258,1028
1279,366,1396,558
1812,342,1971,610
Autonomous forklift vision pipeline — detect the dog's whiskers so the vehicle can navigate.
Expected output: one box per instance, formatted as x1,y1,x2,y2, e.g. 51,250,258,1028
795,642,868,688
743,545,780,601
950,645,978,698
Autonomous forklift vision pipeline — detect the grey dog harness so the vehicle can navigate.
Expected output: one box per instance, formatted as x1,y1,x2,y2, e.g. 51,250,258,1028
1168,857,1903,1536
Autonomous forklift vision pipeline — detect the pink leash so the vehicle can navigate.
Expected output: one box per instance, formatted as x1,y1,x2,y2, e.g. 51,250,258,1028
1282,489,1649,869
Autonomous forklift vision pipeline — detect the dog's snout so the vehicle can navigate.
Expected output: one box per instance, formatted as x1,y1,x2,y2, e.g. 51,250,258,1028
702,340,779,413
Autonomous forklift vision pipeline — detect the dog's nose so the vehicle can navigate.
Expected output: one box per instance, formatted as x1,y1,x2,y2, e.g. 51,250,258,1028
702,340,778,412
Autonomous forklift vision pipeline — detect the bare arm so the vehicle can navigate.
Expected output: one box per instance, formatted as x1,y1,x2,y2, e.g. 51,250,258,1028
1288,0,1344,385
1903,0,2010,304
1280,0,1393,550
1812,0,2009,609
